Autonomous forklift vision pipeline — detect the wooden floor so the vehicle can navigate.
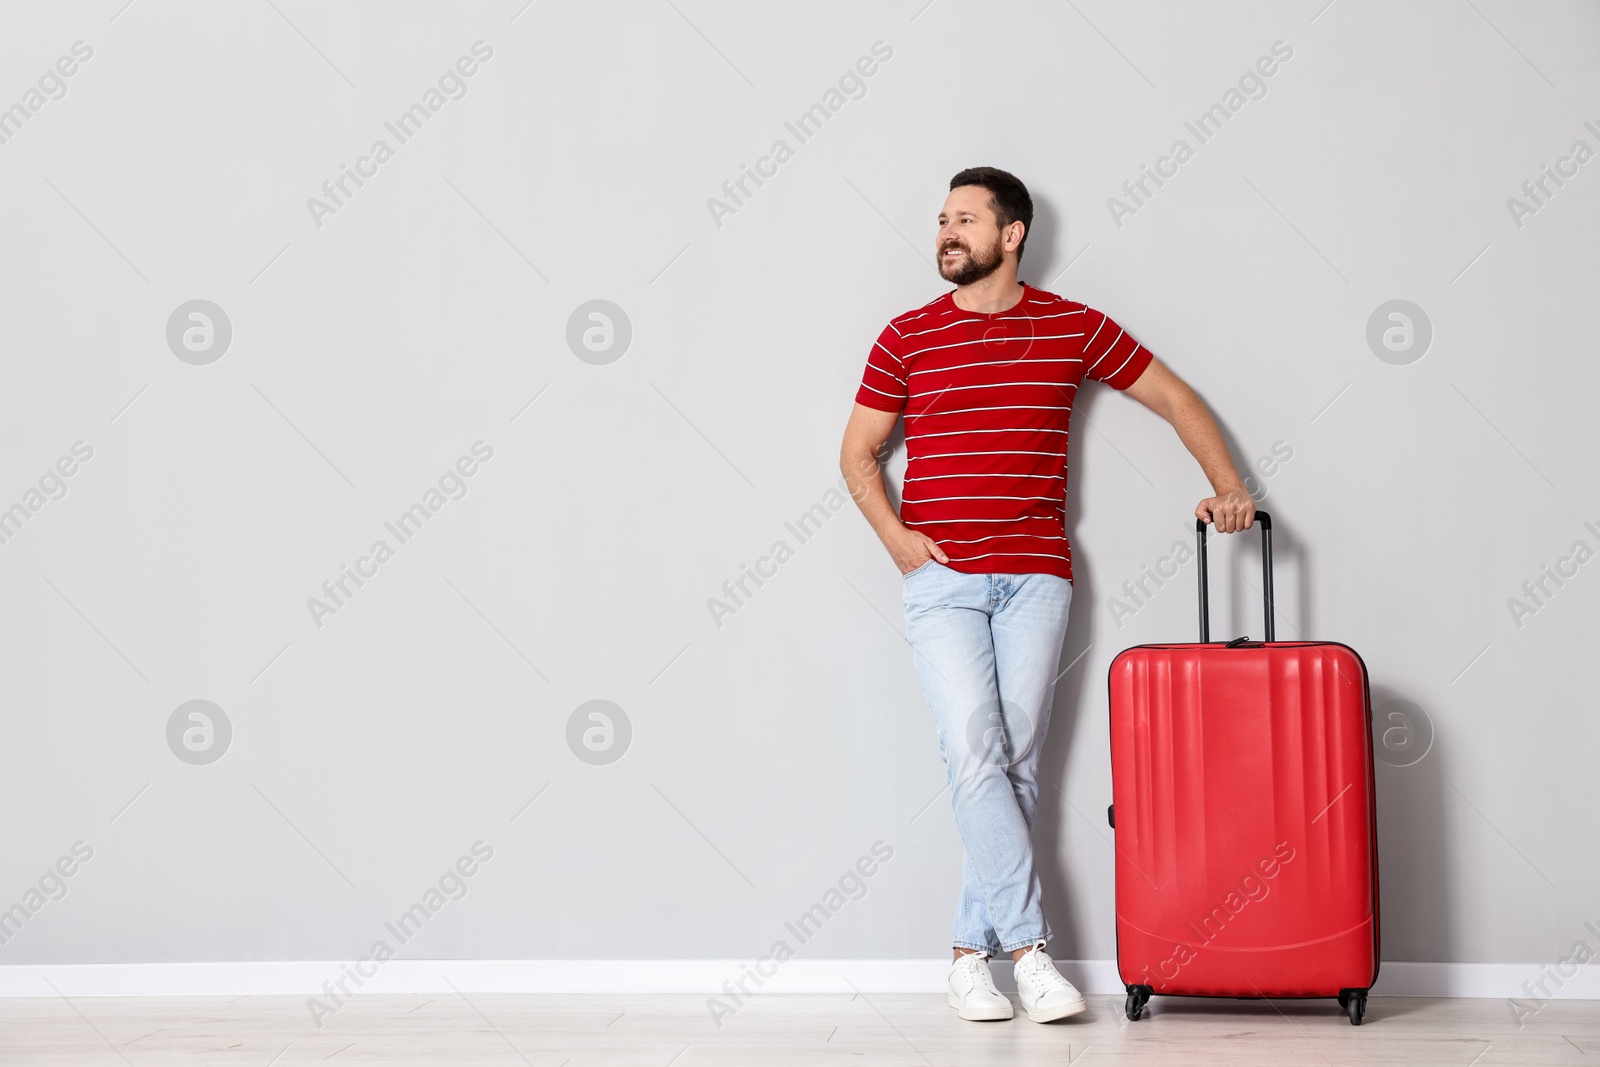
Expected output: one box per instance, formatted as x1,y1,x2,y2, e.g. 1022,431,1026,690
1,992,1596,1065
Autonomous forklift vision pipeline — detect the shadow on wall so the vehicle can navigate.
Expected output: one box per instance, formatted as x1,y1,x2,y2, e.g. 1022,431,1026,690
1021,195,1066,292
1369,683,1451,963
1027,351,1451,968
1207,417,1314,648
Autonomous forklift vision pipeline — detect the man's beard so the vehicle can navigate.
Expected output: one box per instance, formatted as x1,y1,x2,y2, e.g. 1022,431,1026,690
938,233,1005,286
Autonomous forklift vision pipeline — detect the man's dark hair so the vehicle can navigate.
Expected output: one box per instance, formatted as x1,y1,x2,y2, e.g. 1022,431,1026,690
949,166,1034,261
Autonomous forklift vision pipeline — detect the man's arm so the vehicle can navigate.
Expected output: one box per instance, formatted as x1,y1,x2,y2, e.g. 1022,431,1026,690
1121,357,1257,533
839,403,950,574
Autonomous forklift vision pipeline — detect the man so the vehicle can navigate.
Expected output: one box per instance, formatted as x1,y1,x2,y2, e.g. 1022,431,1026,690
839,167,1256,1023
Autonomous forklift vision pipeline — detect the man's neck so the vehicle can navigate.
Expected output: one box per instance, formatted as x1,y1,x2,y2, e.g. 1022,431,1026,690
951,270,1025,314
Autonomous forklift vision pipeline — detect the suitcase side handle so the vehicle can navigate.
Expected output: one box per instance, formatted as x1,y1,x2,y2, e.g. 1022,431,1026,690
1195,510,1274,642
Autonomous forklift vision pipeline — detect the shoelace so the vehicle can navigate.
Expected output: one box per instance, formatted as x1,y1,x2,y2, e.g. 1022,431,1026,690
956,953,997,989
1017,948,1070,990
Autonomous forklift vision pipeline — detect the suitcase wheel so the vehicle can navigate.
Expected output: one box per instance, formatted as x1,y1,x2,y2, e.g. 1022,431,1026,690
1124,984,1152,1021
1340,989,1367,1025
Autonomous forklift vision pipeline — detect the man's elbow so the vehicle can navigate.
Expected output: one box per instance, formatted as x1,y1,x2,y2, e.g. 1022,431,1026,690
839,436,868,478
842,434,887,482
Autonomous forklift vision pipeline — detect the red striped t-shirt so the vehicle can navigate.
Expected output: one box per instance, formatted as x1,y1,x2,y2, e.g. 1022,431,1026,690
855,284,1153,582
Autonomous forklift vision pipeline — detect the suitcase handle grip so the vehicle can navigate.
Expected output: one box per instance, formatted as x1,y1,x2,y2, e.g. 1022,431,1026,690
1196,510,1274,642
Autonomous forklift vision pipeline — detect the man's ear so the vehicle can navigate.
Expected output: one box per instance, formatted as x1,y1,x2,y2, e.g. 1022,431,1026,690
1004,220,1026,253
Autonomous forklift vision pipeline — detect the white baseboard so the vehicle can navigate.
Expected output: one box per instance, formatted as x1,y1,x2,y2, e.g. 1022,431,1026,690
0,959,1594,999
1370,962,1600,999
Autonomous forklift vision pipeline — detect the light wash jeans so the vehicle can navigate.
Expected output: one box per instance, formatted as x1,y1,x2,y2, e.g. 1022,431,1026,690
901,558,1074,955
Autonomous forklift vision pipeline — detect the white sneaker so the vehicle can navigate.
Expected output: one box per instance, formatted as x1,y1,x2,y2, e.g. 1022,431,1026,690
947,952,1014,1021
1013,945,1087,1022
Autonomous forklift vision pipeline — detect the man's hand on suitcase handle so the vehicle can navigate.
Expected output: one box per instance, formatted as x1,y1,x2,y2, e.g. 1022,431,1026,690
1197,489,1257,534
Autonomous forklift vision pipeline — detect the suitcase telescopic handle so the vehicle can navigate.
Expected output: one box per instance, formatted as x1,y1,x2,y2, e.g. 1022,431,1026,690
1195,510,1273,643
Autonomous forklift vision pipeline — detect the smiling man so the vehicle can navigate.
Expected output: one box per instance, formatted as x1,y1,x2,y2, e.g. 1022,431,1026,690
839,166,1255,1023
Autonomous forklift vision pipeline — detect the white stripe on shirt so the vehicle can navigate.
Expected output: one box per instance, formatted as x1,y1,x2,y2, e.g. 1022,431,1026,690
907,404,1072,418
903,494,1062,504
909,356,1083,378
912,449,1065,460
1083,314,1108,355
910,380,1082,398
902,334,1091,360
906,427,1067,440
1085,328,1126,375
872,341,906,376
906,472,1064,481
935,533,1068,544
1100,345,1141,383
905,516,1062,525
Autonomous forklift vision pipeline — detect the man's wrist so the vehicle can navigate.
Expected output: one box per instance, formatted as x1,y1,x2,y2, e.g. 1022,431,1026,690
875,520,909,550
1211,478,1250,498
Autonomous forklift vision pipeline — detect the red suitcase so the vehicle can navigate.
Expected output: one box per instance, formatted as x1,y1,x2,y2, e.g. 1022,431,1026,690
1107,512,1380,1025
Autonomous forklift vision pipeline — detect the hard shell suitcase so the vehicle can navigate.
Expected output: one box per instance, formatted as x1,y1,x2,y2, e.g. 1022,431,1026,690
1107,512,1380,1025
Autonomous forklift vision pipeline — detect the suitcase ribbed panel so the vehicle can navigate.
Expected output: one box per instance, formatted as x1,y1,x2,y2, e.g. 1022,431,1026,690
1110,641,1378,998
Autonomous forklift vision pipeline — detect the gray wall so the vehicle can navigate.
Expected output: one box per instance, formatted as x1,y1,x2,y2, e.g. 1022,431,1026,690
1,0,1595,970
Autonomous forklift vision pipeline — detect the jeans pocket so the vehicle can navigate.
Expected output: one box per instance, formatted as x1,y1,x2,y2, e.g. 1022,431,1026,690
903,559,936,580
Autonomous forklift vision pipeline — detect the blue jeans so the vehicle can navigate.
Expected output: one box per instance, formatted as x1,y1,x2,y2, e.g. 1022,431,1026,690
901,559,1074,955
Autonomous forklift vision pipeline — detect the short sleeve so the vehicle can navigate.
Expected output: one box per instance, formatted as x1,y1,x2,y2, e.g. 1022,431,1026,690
854,322,908,413
1081,307,1154,390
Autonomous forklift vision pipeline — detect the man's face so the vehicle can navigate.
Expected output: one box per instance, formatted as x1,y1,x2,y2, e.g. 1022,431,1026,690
937,186,1010,286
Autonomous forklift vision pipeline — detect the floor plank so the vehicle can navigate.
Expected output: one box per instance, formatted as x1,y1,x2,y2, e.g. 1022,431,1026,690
0,992,1595,1065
